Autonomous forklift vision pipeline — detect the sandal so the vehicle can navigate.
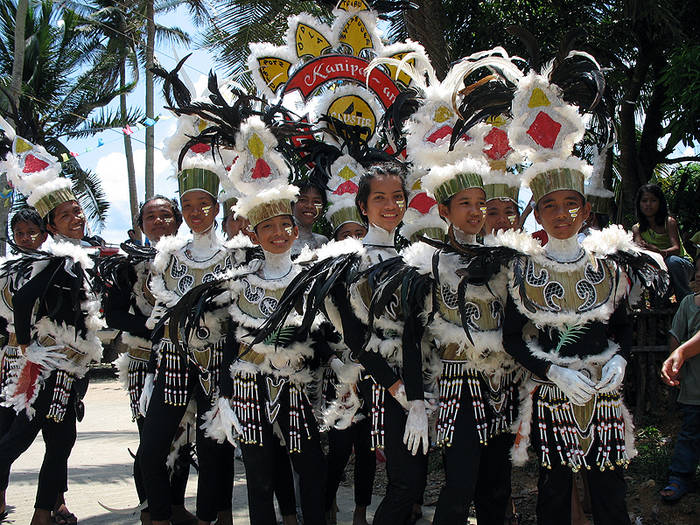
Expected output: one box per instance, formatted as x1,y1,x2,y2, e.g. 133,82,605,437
52,506,78,525
660,476,689,503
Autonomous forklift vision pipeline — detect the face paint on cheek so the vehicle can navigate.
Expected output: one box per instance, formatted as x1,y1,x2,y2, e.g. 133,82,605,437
201,206,212,216
396,200,405,210
30,234,39,242
508,215,517,225
569,207,580,219
313,203,323,216
163,217,174,223
480,206,487,215
284,226,294,236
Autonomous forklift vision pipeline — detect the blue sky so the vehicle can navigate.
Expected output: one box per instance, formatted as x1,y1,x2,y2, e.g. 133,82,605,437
66,6,213,244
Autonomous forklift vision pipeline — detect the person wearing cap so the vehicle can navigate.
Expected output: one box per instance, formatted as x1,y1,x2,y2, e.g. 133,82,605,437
0,142,105,525
136,155,239,525
102,195,201,525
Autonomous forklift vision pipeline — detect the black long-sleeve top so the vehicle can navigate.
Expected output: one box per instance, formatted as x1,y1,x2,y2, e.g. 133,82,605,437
103,264,150,340
14,259,86,346
502,293,633,379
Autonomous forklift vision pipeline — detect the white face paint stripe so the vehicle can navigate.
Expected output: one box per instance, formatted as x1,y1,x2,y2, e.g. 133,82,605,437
396,200,405,209
284,226,294,236
480,206,487,215
569,207,580,218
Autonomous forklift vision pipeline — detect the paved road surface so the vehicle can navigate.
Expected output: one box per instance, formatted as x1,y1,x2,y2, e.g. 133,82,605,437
2,378,435,524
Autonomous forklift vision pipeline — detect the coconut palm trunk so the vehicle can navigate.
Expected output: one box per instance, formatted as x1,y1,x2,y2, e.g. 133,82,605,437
144,0,155,200
121,60,140,241
2,0,28,255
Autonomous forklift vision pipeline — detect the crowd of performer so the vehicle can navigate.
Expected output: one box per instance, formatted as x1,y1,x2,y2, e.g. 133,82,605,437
0,18,681,525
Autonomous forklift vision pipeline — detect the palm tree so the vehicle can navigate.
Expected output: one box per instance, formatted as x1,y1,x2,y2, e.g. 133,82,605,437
0,0,136,226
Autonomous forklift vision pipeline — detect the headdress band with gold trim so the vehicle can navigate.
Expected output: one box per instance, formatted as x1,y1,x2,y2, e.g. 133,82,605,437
329,206,364,233
35,187,77,218
178,168,220,198
529,168,585,203
433,172,484,204
247,199,293,229
484,183,519,204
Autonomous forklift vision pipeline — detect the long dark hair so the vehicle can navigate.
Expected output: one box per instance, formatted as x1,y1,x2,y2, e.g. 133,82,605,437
355,162,408,224
635,184,669,232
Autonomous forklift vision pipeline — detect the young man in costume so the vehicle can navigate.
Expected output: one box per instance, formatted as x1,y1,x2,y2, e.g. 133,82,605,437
495,38,667,525
0,138,105,525
101,195,202,525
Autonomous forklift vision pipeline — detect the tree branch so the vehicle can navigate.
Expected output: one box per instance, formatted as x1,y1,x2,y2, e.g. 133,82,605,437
660,156,700,164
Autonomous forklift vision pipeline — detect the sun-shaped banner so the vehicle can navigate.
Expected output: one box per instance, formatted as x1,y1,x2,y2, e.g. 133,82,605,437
247,2,428,146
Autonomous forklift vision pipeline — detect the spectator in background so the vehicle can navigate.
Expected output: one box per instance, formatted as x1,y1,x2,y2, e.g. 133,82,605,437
127,229,142,246
632,184,694,299
291,182,328,257
659,257,700,503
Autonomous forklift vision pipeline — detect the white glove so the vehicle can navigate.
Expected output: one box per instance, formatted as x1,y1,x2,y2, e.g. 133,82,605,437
392,383,410,411
139,374,155,417
403,400,429,456
596,355,627,393
546,364,596,406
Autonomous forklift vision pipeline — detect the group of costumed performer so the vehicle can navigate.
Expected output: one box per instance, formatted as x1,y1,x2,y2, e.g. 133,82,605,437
0,126,104,525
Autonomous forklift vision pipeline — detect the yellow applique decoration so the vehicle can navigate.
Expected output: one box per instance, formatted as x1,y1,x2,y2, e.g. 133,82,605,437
337,0,370,12
411,179,422,191
434,105,453,124
295,23,331,58
248,134,265,158
386,52,415,86
197,118,208,133
527,87,551,108
338,165,357,181
486,114,507,127
328,95,376,141
257,57,292,93
338,16,373,56
13,137,33,154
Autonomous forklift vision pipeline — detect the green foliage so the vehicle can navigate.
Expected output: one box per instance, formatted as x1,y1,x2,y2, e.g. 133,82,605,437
661,44,700,147
630,425,673,482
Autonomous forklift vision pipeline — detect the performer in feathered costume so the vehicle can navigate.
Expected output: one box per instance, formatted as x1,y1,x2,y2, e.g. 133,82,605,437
0,133,105,525
364,48,527,525
168,106,335,524
0,206,48,517
494,31,667,525
98,195,202,525
135,66,248,525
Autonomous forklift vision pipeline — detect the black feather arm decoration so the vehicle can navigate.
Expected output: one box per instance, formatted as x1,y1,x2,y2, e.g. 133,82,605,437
93,242,156,294
605,250,670,299
250,253,363,347
153,278,231,368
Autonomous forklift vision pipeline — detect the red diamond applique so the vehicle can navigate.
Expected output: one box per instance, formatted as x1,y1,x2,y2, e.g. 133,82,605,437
527,111,561,149
251,158,271,179
426,125,453,143
23,154,49,173
484,127,511,160
409,192,436,214
189,143,211,154
334,180,359,195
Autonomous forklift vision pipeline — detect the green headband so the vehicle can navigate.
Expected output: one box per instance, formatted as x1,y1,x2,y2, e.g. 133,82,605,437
433,172,484,204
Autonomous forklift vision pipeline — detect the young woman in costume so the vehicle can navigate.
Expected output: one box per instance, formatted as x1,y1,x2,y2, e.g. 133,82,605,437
101,196,202,525
0,208,48,517
0,144,105,525
136,155,237,525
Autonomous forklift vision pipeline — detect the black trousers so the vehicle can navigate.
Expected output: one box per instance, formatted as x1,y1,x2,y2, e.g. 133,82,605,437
138,367,234,522
531,419,630,525
0,371,76,510
272,438,297,516
433,385,513,525
325,417,376,511
239,377,326,525
0,405,16,488
134,416,190,507
371,394,428,525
